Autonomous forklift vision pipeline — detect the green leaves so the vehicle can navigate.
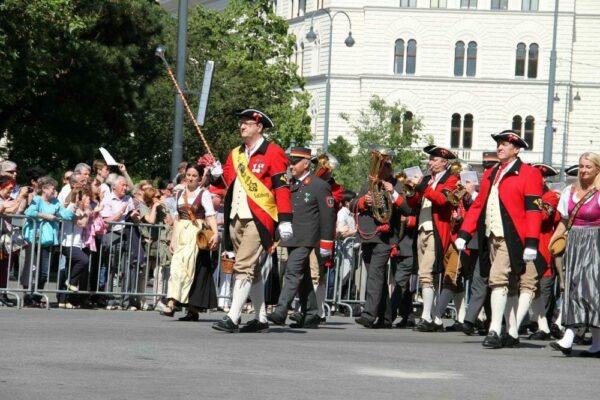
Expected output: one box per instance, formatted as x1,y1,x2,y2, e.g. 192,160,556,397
330,96,429,192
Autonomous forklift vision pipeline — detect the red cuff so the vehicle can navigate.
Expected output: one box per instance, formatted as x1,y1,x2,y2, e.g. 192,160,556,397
357,196,367,212
320,240,334,251
406,216,416,229
393,194,404,207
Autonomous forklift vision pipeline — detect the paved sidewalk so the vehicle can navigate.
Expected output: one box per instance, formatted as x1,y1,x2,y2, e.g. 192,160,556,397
0,309,595,400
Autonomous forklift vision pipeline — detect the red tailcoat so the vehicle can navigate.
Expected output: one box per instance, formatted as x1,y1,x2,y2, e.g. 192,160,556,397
222,140,292,251
407,170,458,273
539,189,561,277
457,158,544,276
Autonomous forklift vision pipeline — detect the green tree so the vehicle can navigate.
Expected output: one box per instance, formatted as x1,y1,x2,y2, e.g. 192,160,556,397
332,96,430,192
0,0,167,174
134,0,312,175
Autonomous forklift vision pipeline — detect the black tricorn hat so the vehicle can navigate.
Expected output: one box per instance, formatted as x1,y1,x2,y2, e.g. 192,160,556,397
237,109,274,129
531,163,559,177
423,145,457,160
491,130,529,149
565,165,578,177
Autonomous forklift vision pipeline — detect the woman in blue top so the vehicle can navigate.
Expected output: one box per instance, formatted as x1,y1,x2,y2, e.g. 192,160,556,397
21,176,75,306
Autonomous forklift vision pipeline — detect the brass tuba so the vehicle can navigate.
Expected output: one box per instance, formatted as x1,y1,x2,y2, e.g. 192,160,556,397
368,146,394,224
313,152,339,179
442,161,470,207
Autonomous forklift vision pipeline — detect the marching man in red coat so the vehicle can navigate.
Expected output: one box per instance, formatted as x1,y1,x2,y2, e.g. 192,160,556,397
456,130,544,348
407,145,459,332
528,163,561,340
210,109,293,333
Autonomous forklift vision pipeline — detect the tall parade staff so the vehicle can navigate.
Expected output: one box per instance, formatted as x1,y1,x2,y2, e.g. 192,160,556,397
210,109,293,333
456,130,544,348
406,145,459,332
526,163,561,340
352,147,406,328
267,147,336,329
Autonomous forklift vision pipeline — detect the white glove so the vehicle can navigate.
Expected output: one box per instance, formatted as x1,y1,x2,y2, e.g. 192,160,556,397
278,222,293,241
319,248,332,258
210,160,223,179
523,247,537,262
455,238,466,251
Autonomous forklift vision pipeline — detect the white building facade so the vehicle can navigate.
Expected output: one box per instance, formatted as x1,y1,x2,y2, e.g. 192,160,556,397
197,0,600,168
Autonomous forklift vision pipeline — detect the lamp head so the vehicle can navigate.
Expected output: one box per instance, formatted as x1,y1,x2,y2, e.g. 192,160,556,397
344,32,355,47
306,26,317,42
574,91,581,101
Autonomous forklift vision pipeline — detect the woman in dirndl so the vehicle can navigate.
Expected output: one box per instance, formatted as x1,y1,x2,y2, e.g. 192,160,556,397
160,163,218,320
550,152,600,357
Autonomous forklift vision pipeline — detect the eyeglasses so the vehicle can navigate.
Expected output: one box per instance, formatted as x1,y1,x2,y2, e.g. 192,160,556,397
237,120,259,128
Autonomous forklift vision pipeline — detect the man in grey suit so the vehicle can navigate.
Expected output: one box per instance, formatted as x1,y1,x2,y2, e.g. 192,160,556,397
267,147,336,329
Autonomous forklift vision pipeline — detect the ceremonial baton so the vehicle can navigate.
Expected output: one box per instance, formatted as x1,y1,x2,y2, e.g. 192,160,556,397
155,45,213,158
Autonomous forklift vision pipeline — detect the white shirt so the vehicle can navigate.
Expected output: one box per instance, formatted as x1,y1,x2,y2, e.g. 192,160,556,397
177,187,216,217
61,208,85,248
100,192,135,231
337,207,355,233
230,138,265,220
57,184,72,205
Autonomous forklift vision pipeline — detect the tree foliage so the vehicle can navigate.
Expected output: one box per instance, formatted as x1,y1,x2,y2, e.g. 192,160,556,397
328,96,431,192
0,0,312,180
0,0,167,174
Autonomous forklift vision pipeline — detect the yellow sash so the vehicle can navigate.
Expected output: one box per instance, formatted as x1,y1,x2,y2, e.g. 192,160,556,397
231,146,278,221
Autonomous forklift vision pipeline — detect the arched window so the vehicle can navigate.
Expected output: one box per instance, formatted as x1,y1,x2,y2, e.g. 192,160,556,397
463,114,473,148
406,40,417,74
466,41,477,77
402,111,414,135
394,39,417,75
454,41,465,77
515,43,526,76
515,43,539,78
292,43,298,65
290,0,295,19
522,0,539,11
491,0,508,10
450,113,474,149
512,115,523,134
394,39,405,74
524,116,535,150
298,0,305,17
451,113,461,148
528,43,539,78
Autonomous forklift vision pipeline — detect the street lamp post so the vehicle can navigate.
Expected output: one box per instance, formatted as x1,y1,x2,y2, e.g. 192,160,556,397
557,85,581,181
305,9,355,151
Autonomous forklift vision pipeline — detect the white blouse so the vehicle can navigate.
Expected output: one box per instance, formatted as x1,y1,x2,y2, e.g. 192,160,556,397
177,187,216,217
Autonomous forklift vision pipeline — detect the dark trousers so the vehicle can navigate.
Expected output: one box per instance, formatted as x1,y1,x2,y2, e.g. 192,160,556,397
275,246,317,318
62,247,89,288
390,255,414,322
464,258,491,325
361,242,393,324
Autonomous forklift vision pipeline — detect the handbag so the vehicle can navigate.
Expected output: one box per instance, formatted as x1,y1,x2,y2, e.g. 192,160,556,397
0,228,28,259
549,188,597,257
183,189,213,251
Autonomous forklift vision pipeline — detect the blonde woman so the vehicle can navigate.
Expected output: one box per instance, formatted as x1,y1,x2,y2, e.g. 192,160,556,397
550,152,600,357
161,163,219,320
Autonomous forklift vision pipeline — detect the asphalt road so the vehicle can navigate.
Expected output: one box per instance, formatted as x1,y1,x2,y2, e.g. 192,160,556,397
1,309,597,400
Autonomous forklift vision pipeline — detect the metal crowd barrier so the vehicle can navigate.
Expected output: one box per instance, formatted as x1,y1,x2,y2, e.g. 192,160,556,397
0,215,173,310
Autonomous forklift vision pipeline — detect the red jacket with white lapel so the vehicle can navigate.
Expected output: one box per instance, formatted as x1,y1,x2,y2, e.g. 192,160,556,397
457,158,544,275
407,169,459,273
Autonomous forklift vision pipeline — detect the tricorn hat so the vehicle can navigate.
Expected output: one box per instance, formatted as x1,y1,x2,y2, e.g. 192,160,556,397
237,109,274,129
491,130,529,149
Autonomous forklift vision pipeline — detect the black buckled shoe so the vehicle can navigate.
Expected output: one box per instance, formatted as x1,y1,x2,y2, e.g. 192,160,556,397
289,312,304,324
528,330,552,341
212,316,240,333
240,319,270,333
290,314,320,329
461,320,476,336
178,312,199,322
266,312,287,326
415,319,444,333
549,341,572,355
502,334,521,348
482,331,503,349
354,315,376,328
550,324,564,339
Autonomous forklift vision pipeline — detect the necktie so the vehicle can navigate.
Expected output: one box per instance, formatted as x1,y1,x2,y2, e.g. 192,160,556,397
493,163,508,185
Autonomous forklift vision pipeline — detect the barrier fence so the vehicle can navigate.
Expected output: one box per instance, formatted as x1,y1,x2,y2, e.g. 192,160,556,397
1,214,446,320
